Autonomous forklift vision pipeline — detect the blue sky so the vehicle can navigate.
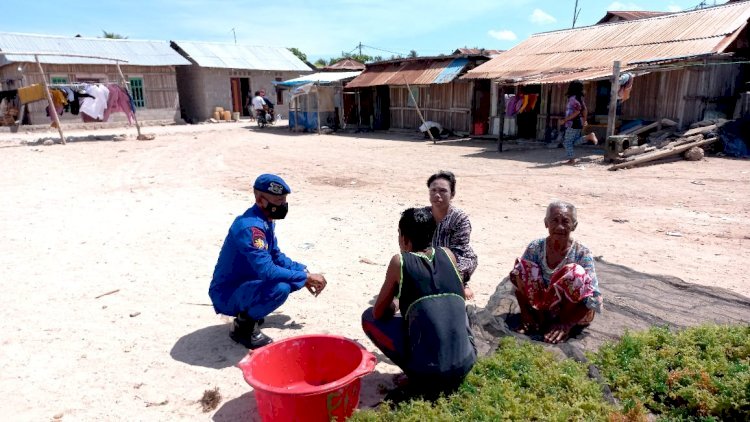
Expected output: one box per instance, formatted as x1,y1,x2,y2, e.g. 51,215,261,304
3,0,729,62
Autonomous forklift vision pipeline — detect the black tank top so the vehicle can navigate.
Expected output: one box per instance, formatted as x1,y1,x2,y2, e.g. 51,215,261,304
398,247,476,378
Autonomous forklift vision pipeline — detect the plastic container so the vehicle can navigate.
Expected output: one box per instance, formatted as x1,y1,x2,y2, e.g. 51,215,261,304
239,334,376,422
232,111,241,121
222,110,231,121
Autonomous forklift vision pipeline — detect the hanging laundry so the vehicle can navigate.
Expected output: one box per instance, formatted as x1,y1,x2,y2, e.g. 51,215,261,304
618,73,634,102
51,89,68,108
18,84,46,104
70,90,94,116
505,95,519,117
79,84,110,121
102,84,135,124
519,94,539,113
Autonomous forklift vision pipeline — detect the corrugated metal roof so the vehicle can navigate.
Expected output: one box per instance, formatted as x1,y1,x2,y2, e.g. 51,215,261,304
170,41,311,71
0,32,189,66
596,11,672,24
275,71,362,87
346,57,470,88
464,1,750,84
323,59,365,71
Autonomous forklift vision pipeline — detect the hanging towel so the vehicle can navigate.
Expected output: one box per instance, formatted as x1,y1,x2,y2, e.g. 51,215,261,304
18,84,46,104
102,84,134,124
79,84,109,120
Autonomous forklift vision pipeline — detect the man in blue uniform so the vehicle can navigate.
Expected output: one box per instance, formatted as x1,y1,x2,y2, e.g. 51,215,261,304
209,174,327,349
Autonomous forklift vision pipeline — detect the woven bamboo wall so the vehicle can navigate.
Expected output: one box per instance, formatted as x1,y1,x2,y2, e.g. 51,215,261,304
388,81,472,132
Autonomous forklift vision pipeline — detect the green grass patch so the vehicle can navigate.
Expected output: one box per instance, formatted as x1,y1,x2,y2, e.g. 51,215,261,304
352,337,622,421
593,325,750,421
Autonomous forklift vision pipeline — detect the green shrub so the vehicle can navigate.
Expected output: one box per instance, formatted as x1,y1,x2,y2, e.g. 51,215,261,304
352,337,621,421
593,325,750,421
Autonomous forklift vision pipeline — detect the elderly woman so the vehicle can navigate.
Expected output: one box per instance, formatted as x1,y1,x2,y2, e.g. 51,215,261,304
426,171,478,300
510,201,602,344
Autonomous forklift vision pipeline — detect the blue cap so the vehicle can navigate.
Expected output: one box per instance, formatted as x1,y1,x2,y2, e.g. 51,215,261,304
253,173,291,195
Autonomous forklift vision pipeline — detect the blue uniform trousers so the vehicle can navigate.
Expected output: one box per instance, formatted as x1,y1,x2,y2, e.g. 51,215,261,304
211,279,293,320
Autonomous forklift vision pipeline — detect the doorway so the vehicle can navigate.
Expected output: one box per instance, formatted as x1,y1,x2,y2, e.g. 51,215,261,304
231,78,252,116
472,80,491,135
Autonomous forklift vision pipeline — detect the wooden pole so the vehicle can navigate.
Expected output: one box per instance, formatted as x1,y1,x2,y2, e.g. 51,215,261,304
404,78,434,143
316,82,321,135
115,62,142,138
497,83,505,152
606,61,621,138
35,54,66,144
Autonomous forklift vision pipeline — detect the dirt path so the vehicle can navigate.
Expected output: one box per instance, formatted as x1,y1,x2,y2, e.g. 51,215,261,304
1,123,748,420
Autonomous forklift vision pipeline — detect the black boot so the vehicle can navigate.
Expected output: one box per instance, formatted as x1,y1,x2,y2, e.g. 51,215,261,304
230,313,273,349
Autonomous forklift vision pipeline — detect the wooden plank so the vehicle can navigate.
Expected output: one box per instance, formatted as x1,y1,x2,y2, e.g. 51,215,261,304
680,124,719,137
609,137,718,170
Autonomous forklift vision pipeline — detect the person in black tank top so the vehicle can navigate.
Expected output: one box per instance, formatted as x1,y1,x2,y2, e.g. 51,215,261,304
362,208,476,397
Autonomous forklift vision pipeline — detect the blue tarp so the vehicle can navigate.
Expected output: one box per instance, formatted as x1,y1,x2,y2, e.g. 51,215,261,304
434,58,469,84
288,111,319,130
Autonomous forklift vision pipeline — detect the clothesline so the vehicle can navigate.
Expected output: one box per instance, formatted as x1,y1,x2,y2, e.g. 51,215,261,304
0,51,141,143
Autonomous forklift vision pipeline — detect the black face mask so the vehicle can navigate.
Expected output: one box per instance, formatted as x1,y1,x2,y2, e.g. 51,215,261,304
264,201,289,219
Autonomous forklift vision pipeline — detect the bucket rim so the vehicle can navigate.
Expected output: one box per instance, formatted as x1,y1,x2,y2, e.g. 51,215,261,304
238,334,377,396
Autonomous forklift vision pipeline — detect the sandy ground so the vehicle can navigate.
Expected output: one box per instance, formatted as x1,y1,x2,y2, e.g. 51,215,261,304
1,121,748,421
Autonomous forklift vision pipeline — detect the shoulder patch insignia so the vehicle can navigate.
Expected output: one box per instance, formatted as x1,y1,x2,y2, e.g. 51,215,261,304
251,227,268,250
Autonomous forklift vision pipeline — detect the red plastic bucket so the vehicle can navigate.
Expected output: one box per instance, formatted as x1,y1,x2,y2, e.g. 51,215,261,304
239,334,377,422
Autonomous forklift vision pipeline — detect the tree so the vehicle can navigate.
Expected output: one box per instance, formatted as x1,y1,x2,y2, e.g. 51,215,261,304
314,58,327,68
408,49,418,58
287,47,308,63
102,30,128,39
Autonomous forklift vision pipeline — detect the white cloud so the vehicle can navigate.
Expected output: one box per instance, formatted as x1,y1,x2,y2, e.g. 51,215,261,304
488,29,517,41
607,2,643,10
530,8,557,25
667,4,682,12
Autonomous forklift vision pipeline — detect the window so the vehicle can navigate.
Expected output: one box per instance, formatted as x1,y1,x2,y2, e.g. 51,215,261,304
50,76,68,85
129,77,146,108
275,77,284,105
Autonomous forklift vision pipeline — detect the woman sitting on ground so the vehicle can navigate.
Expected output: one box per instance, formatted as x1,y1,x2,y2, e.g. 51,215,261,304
362,207,476,396
510,201,602,344
426,170,479,300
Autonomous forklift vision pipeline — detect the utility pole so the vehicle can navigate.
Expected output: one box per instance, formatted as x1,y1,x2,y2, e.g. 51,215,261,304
231,28,237,44
572,0,581,28
358,42,362,57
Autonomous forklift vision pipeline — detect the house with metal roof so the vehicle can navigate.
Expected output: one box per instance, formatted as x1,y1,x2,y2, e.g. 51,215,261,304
169,41,313,122
344,54,493,134
0,31,189,125
322,59,365,72
275,71,362,132
463,1,750,140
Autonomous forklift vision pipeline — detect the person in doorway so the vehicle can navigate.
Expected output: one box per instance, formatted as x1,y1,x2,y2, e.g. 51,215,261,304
209,174,328,349
509,201,602,344
362,207,476,397
425,171,478,300
558,81,598,164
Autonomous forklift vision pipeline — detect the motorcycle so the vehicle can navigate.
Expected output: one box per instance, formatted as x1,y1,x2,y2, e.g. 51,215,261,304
256,105,276,128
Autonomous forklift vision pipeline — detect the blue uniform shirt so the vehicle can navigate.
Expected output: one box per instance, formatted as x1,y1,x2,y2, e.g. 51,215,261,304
210,204,307,316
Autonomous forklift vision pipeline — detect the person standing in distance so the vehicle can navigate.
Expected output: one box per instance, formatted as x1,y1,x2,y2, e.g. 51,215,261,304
209,174,327,349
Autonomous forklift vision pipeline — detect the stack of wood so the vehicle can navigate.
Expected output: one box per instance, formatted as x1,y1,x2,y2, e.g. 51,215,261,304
0,104,19,126
609,119,726,171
